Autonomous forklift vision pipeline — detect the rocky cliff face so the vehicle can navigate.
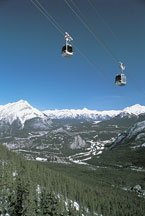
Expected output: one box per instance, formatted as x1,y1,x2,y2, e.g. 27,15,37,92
110,120,145,149
70,135,86,149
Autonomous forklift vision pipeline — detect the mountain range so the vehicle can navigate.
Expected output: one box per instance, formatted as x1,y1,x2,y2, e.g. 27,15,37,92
1,100,145,214
1,100,145,125
44,104,145,120
0,100,145,165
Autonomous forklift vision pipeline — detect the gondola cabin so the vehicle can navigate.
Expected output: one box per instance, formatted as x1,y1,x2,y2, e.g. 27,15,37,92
62,44,73,57
115,73,126,86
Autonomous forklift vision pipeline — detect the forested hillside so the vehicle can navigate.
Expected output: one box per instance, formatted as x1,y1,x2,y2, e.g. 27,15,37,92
0,144,145,216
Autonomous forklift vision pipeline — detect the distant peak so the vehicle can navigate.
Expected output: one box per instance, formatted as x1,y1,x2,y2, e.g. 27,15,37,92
4,100,31,108
82,108,89,111
124,104,145,110
11,100,33,109
129,104,143,108
0,99,46,126
123,104,145,115
16,100,30,105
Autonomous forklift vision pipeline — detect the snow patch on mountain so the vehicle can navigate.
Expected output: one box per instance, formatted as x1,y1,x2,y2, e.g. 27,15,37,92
1,100,145,127
135,133,145,140
43,108,121,120
124,121,145,140
0,100,46,126
44,104,145,120
110,120,145,149
123,104,145,116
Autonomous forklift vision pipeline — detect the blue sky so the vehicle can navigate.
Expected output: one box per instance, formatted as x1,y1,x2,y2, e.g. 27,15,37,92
0,0,145,110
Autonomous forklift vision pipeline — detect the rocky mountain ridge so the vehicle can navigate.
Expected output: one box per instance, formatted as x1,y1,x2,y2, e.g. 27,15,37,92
0,100,47,126
1,100,145,124
0,100,145,165
44,104,145,120
110,120,145,149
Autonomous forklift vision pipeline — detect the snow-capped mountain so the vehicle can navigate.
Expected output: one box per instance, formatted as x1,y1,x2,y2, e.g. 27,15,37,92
43,104,145,120
43,108,121,120
1,100,145,165
1,100,145,125
0,100,47,126
123,104,145,115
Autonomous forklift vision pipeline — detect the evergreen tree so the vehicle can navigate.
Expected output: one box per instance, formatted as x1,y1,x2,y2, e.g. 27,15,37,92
40,189,59,215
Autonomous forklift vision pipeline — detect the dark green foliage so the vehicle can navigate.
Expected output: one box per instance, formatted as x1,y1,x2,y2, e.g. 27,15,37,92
0,144,145,216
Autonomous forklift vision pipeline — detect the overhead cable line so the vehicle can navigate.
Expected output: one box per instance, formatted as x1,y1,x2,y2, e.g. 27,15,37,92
86,1,145,95
30,0,145,105
33,0,65,34
30,0,64,36
86,0,145,94
30,0,112,82
30,1,140,107
30,0,134,106
64,0,119,64
87,0,118,41
66,1,145,97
